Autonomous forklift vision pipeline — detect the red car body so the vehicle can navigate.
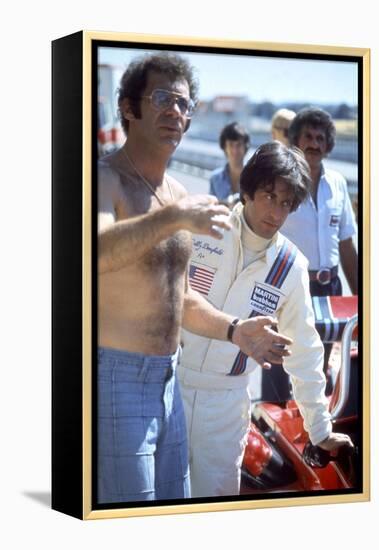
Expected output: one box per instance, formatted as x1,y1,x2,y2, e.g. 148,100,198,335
241,296,359,494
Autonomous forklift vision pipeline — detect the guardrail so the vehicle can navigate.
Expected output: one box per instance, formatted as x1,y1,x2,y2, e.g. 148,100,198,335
170,139,358,198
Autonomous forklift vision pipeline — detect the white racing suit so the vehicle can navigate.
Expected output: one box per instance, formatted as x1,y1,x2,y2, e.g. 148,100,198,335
179,203,332,498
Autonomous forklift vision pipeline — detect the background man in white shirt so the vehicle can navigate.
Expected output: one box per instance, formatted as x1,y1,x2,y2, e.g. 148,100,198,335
281,107,357,296
281,107,358,376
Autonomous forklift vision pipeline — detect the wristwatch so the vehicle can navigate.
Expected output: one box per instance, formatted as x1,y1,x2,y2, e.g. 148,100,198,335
227,318,240,342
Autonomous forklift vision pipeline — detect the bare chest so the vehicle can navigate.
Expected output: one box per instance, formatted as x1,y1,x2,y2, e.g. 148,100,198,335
117,171,175,216
116,174,192,275
141,231,192,275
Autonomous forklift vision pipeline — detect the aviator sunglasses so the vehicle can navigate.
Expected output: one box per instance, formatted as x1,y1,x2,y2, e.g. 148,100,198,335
141,88,196,118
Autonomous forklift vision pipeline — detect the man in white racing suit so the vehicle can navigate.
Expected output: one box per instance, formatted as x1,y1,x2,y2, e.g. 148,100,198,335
179,142,353,498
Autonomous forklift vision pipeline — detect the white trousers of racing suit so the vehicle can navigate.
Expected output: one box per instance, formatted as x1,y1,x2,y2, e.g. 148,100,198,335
180,378,251,498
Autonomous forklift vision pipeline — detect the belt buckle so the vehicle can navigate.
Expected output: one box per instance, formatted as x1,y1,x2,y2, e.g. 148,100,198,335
316,268,331,285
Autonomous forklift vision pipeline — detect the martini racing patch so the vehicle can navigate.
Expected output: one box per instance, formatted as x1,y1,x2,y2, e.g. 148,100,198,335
250,283,280,315
230,238,297,376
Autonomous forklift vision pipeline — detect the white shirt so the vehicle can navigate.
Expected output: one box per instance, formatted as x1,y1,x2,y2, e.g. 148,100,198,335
280,166,357,270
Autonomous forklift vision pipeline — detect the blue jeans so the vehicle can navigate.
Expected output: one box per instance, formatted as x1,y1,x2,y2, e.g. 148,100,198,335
97,347,190,503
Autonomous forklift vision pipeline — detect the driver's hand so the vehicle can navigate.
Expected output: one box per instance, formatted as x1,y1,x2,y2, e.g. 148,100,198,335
318,432,354,454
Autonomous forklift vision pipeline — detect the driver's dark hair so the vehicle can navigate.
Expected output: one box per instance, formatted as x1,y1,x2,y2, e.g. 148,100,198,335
117,52,199,134
288,107,336,154
239,141,311,212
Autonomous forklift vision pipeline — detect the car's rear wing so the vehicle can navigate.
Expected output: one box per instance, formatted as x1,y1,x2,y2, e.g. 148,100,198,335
312,295,358,343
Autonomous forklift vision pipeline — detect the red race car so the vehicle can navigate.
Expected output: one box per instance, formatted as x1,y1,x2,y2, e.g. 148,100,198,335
241,296,360,494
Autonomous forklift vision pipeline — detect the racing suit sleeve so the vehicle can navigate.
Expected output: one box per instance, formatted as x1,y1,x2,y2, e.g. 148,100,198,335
278,264,332,445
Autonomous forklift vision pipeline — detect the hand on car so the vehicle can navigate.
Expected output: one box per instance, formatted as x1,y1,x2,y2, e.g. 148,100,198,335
318,432,354,453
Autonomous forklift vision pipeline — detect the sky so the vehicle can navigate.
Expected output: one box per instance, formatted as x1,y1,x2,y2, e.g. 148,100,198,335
99,46,358,105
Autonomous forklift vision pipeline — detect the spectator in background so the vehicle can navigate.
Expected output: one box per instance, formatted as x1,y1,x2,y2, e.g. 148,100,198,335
209,122,250,207
271,108,296,146
281,107,358,380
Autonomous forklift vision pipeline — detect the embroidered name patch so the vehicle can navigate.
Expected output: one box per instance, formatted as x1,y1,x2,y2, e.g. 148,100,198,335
250,284,280,315
330,214,340,227
192,239,224,256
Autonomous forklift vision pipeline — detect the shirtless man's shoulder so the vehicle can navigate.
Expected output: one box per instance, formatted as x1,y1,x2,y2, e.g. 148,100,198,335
99,150,188,221
98,152,125,230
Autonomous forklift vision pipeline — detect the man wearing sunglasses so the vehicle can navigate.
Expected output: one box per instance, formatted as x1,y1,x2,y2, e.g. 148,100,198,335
97,52,292,504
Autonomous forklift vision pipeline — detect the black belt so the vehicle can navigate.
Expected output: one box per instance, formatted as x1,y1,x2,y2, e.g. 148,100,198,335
308,266,338,285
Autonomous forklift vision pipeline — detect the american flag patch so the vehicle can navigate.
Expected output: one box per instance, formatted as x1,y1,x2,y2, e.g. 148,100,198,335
189,263,216,296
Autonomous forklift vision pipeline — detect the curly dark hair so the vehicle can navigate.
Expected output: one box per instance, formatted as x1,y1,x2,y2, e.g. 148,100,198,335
219,121,250,152
288,107,336,154
240,141,311,212
117,51,199,134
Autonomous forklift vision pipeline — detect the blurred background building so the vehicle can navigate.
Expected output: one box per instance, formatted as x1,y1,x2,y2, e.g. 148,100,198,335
97,50,358,205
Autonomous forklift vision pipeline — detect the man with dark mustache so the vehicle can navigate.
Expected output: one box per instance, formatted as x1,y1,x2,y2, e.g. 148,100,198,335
281,107,357,376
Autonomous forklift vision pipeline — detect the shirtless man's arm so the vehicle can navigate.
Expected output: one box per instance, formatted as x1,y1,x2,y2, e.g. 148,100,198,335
183,283,292,369
98,161,292,360
98,165,232,273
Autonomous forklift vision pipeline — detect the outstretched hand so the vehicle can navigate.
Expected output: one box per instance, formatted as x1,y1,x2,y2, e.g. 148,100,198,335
232,316,293,369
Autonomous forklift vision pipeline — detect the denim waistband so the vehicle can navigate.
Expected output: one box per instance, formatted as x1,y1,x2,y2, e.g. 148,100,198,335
98,346,181,369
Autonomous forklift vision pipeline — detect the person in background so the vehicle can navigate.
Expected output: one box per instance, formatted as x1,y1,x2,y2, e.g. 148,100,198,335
281,107,358,379
179,142,353,498
209,121,250,207
271,108,296,146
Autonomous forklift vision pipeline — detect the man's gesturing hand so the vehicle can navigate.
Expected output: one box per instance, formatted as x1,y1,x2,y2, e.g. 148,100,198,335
176,194,232,239
232,317,293,369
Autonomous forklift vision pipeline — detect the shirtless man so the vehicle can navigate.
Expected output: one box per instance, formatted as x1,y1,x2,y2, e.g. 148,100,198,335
97,52,292,504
